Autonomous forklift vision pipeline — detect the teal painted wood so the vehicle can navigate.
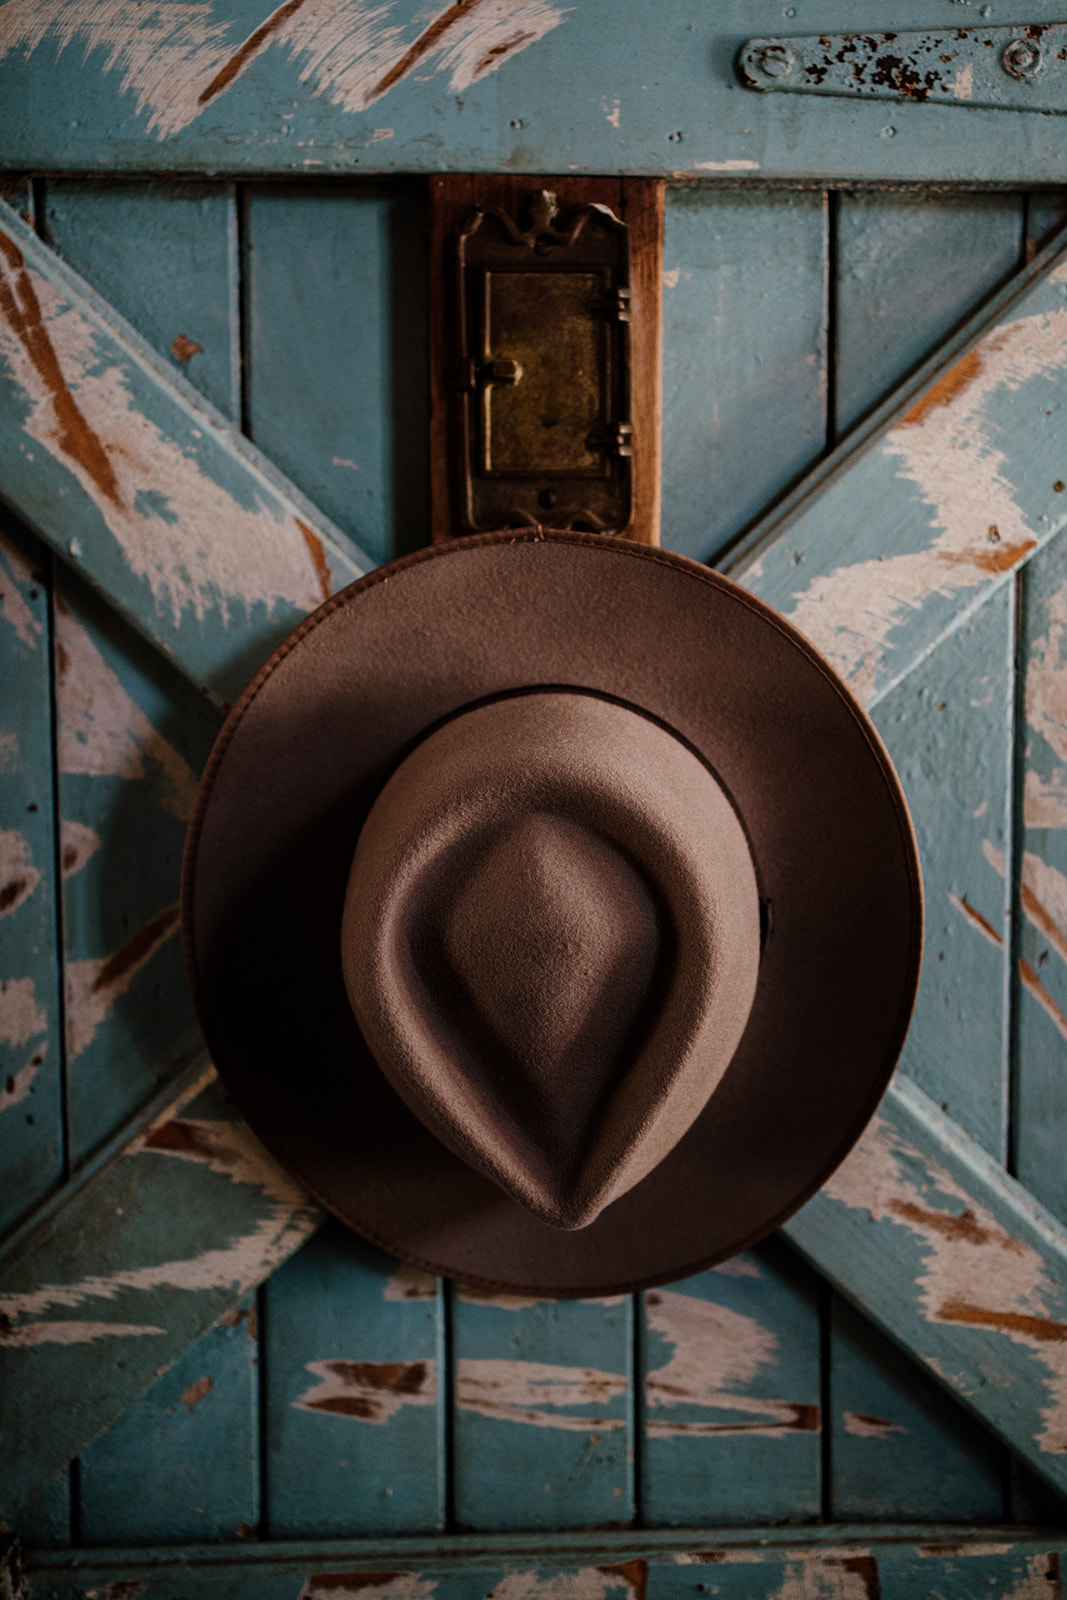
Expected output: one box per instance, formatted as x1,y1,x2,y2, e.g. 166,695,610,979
0,200,369,709
782,1072,1067,1500
834,193,1022,437
660,188,827,565
56,570,220,1164
872,586,1014,1158
43,182,241,424
451,1287,633,1531
7,1,1067,184
1014,529,1067,1228
264,1223,444,1537
730,226,1067,712
20,1528,1067,1600
830,1297,1004,1523
1027,193,1067,257
0,514,62,1237
78,1293,259,1544
0,1062,321,1520
246,184,430,569
639,1240,821,1527
9,1474,70,1552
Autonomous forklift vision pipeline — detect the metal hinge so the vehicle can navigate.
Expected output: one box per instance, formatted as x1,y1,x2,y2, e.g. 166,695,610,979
737,23,1067,112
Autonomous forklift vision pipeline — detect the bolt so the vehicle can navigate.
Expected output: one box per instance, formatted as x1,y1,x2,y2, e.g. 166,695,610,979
1002,36,1040,78
757,43,795,78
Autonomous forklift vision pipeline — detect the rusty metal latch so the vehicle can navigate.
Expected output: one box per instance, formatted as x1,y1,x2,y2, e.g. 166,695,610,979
737,23,1067,112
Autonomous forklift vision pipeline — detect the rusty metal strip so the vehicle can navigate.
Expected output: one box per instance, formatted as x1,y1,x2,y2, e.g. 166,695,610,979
727,220,1067,712
0,1059,323,1519
0,200,369,710
783,1073,1067,1497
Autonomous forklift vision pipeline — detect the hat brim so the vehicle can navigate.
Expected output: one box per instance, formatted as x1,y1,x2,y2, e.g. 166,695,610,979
183,530,922,1296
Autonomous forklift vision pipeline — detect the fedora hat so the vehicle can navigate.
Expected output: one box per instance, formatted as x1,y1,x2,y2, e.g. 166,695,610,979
183,529,922,1296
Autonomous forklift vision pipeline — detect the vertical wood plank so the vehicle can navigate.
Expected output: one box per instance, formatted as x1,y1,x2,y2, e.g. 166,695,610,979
43,181,240,423
640,1240,821,1527
78,1293,259,1543
871,586,1014,1158
38,177,253,1546
660,187,828,564
245,184,429,569
451,1288,632,1531
0,516,62,1238
834,192,1022,437
264,1224,444,1537
1015,530,1067,1228
830,1297,1004,1522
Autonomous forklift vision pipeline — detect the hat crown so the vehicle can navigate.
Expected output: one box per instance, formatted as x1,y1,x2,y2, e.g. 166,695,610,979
341,689,762,1229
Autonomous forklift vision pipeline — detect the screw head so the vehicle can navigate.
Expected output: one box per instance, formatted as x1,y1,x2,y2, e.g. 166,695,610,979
1002,36,1041,78
757,43,795,78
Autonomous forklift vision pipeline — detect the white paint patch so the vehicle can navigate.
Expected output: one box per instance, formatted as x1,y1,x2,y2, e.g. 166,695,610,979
0,975,47,1047
294,1357,437,1424
712,1253,761,1278
0,1,238,137
823,1110,1067,1453
691,159,761,171
767,1552,876,1600
603,97,620,128
301,1577,437,1600
0,248,340,638
951,60,974,99
841,1410,907,1439
0,827,40,919
0,1049,44,1114
662,267,681,290
60,818,103,879
455,1287,626,1311
383,1264,438,1300
674,1551,762,1566
455,1359,627,1431
1025,576,1067,826
783,310,1067,705
55,603,198,820
0,1318,166,1348
644,1289,813,1438
138,1115,310,1194
914,1543,1014,1558
64,903,180,1061
1002,1553,1065,1599
332,456,360,470
0,525,42,648
471,1572,630,1600
272,0,566,115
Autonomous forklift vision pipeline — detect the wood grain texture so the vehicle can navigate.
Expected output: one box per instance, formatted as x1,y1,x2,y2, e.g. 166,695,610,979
0,515,62,1239
264,1224,444,1537
0,199,369,708
429,176,662,547
451,1285,633,1531
5,1,1067,183
639,1240,821,1526
660,188,827,563
20,1526,1067,1600
246,184,430,568
0,1062,321,1520
783,1072,1067,1499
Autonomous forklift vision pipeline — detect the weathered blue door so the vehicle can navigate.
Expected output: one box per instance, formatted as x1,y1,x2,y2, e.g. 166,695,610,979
2,5,1067,1595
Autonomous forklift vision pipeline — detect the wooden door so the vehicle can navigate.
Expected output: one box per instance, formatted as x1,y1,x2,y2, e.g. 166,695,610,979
2,6,1067,1595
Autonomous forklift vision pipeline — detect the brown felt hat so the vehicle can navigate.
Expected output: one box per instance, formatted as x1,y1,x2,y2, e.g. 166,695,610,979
183,529,923,1296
